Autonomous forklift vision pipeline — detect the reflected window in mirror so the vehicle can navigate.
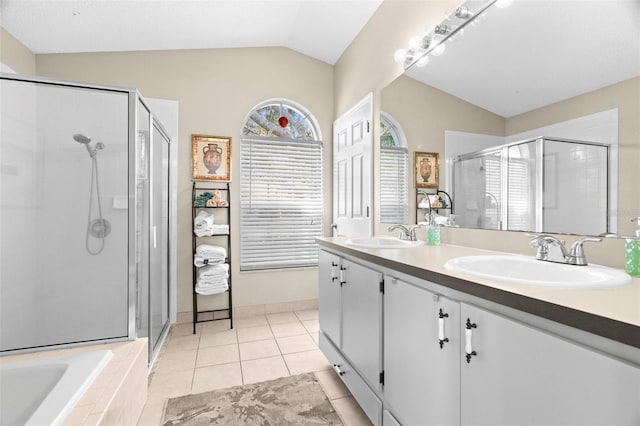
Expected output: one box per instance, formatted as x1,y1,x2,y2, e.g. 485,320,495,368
380,112,408,224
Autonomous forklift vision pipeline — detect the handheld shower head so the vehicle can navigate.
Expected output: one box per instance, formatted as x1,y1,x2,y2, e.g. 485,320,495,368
73,134,96,158
73,134,91,144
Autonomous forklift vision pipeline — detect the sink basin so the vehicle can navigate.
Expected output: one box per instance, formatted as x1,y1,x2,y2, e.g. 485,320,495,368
444,255,632,289
346,236,423,249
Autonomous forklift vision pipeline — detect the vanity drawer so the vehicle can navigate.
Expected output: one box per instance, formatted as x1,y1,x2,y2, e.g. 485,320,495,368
320,332,382,425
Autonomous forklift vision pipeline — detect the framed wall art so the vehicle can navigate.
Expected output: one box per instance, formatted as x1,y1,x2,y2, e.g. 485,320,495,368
192,134,231,181
414,151,439,188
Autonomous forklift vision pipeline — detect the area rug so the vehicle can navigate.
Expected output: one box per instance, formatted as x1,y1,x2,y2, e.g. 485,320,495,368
162,373,343,425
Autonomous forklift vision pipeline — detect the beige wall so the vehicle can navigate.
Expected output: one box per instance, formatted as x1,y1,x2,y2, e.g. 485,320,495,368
36,47,334,312
0,27,36,74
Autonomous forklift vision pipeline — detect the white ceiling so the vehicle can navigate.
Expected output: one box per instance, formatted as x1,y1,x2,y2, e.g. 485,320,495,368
0,0,383,65
405,0,640,118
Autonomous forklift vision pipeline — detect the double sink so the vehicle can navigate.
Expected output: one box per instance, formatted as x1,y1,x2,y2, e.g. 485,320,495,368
345,237,631,289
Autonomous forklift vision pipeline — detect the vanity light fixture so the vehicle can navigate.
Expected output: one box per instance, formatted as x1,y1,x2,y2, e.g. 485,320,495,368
394,0,508,69
454,6,474,19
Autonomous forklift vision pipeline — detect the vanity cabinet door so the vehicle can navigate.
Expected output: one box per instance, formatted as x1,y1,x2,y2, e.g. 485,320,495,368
341,258,383,390
384,277,460,426
318,250,342,346
460,303,640,426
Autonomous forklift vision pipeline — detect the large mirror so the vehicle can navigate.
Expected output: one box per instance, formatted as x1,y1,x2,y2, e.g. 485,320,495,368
379,0,640,237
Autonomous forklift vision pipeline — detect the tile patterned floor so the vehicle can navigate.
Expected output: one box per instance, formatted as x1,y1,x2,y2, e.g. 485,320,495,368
137,309,372,425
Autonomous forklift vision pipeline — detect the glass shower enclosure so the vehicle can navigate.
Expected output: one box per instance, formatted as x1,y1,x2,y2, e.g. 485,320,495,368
0,74,171,362
452,136,610,235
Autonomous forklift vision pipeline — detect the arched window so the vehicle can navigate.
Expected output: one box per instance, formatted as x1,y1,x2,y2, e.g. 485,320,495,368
240,99,323,271
380,112,409,224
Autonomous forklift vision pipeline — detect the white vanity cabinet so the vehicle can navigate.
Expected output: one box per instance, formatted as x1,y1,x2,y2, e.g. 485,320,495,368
383,277,461,426
318,250,383,424
460,303,640,426
318,245,640,426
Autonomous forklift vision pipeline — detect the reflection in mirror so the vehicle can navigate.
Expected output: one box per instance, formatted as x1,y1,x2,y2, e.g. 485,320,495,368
380,113,408,224
452,137,609,234
380,0,639,236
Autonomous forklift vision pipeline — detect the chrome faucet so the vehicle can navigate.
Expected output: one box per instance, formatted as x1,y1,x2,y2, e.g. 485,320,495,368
530,235,602,266
388,224,423,241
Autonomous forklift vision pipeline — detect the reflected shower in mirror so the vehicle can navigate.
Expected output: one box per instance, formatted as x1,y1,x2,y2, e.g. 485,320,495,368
379,0,639,236
452,137,609,235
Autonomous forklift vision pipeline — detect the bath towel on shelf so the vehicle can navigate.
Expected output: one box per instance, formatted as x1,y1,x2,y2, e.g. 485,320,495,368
194,210,215,228
195,281,229,295
196,263,229,295
194,210,220,236
194,244,227,267
196,244,227,257
210,224,229,235
198,263,229,279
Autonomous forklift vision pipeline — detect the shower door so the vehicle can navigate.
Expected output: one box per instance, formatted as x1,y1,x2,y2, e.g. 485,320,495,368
134,99,170,362
0,77,130,352
149,119,170,357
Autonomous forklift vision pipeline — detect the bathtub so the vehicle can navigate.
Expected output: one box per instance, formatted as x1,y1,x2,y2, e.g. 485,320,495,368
0,349,112,426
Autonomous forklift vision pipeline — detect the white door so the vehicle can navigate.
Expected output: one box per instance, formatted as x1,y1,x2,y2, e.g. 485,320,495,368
333,93,373,237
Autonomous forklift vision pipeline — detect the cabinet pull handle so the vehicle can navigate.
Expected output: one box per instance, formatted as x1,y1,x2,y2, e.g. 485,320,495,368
438,308,449,349
465,318,478,363
333,363,345,376
331,262,338,282
339,265,346,286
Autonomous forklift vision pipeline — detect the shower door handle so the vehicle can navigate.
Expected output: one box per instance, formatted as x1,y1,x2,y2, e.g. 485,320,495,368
153,226,157,249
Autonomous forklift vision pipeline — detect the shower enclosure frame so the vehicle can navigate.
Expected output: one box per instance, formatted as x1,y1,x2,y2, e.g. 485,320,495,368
451,136,611,233
0,73,172,360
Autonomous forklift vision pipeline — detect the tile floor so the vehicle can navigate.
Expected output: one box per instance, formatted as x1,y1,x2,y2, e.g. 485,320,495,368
136,309,372,425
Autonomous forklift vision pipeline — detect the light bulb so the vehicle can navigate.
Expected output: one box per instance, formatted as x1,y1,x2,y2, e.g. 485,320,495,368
416,56,429,67
394,49,407,63
431,43,446,56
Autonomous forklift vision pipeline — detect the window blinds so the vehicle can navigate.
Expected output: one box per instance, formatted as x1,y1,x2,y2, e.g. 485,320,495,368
240,137,323,271
380,146,408,223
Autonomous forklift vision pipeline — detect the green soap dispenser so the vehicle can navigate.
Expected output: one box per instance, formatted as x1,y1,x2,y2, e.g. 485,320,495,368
626,217,640,277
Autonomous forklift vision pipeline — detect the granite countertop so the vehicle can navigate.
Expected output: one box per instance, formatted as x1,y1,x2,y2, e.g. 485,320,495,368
316,237,640,349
